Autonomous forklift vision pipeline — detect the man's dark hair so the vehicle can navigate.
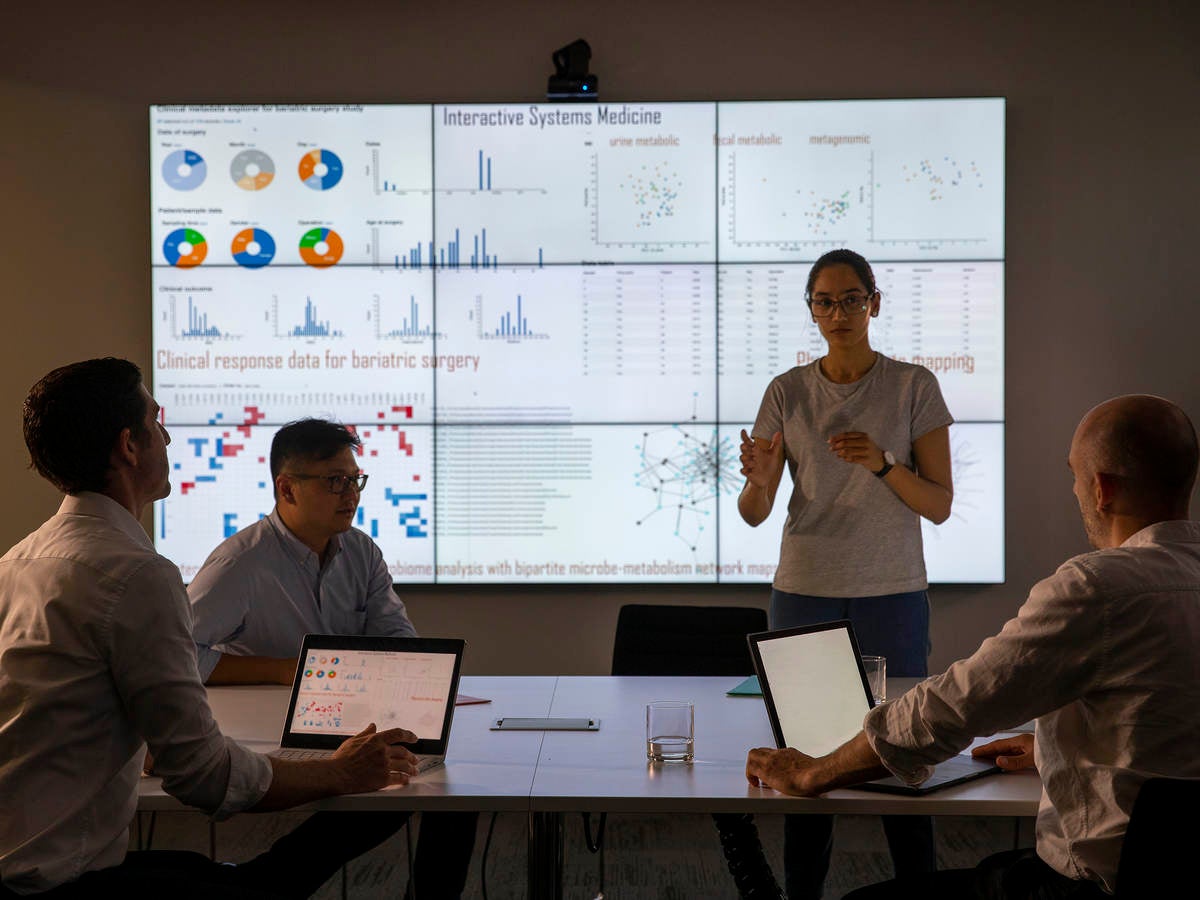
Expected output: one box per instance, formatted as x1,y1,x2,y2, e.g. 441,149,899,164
805,248,877,299
23,358,148,495
270,419,361,487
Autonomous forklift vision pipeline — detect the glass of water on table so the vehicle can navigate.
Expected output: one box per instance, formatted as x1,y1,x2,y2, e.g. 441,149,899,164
646,699,694,762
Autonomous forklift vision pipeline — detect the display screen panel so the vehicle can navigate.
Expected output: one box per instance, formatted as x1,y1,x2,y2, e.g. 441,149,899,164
151,99,1004,583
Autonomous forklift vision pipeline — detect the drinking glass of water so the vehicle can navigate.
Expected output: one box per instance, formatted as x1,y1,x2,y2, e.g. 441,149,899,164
862,655,887,705
646,700,694,763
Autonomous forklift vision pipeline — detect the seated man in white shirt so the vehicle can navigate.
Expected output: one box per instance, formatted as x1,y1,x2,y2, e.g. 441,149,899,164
0,358,421,899
189,418,474,900
747,394,1200,899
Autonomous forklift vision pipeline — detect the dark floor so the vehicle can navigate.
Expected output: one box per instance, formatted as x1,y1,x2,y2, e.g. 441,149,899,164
138,809,1033,898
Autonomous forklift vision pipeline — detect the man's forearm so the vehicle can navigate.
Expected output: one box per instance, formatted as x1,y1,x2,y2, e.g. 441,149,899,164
205,653,296,685
808,732,892,794
250,757,349,812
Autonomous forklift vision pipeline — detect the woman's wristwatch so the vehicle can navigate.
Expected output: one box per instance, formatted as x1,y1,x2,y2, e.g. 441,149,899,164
874,450,896,478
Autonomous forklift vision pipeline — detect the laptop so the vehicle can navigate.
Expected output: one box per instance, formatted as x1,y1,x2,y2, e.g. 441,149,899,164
274,633,465,775
747,620,1001,795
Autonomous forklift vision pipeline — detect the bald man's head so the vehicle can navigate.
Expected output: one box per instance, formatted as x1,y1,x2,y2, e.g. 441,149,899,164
1073,395,1198,516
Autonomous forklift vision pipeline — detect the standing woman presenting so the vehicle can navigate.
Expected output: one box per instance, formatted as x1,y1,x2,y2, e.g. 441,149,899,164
740,248,953,898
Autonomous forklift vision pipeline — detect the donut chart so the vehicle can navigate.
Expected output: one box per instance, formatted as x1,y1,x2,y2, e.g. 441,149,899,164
299,227,344,266
162,150,206,190
298,149,344,190
163,228,208,267
231,228,276,268
230,149,275,191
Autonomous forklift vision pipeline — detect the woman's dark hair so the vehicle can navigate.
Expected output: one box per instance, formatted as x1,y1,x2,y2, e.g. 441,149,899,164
23,358,147,494
805,248,877,299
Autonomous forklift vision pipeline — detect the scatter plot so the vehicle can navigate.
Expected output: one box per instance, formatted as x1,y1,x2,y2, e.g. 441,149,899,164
622,163,682,228
803,190,852,234
901,157,985,201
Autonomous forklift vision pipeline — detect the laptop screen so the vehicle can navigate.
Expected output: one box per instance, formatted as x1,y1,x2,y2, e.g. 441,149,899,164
748,620,874,757
282,634,464,754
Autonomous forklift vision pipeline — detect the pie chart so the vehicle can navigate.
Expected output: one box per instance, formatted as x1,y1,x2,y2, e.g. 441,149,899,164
299,227,343,266
163,228,208,267
162,150,206,190
231,228,276,268
230,149,275,191
298,149,344,190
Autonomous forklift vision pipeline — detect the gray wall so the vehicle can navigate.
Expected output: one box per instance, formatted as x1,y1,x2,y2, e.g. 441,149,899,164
2,0,1197,675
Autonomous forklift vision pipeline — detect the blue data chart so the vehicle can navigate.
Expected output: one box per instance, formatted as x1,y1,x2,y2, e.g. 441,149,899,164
162,149,206,190
298,148,344,190
477,294,547,341
231,228,276,268
281,297,343,338
376,294,439,340
162,228,207,267
175,296,231,339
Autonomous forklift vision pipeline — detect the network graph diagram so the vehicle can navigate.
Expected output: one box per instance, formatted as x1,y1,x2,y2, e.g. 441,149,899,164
633,424,741,559
917,423,1004,582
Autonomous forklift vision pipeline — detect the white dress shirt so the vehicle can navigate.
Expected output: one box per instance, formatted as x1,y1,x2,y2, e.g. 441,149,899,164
0,493,272,894
189,509,416,680
864,520,1200,893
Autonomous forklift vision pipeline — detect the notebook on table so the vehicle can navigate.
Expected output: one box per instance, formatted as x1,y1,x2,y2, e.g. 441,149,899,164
274,633,465,775
747,620,1000,795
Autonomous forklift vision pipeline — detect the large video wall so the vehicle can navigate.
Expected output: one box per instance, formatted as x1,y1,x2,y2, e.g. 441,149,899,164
151,99,1004,583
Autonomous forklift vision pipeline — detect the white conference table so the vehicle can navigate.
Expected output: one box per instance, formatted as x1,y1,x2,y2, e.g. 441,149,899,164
139,675,1041,899
525,675,1041,897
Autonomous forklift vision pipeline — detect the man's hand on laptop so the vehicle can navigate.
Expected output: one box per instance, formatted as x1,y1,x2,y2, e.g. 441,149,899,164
971,733,1036,772
332,723,420,791
746,732,891,796
746,747,822,795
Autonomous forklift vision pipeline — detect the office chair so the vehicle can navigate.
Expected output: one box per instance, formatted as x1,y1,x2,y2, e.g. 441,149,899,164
611,603,769,677
609,603,784,900
1114,776,1200,898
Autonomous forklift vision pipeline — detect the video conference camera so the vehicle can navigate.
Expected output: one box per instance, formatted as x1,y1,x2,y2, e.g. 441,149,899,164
546,39,598,101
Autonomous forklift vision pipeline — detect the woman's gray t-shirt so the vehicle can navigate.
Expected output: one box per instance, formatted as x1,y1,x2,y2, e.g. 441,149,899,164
752,354,952,597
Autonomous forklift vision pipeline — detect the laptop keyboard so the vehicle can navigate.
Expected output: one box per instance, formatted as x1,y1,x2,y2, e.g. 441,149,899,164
274,748,331,761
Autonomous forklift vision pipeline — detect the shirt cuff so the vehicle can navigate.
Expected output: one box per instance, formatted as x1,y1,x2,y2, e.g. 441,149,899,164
212,738,273,821
862,703,936,787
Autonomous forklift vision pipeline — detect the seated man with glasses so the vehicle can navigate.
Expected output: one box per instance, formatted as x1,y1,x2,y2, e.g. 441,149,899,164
190,417,415,684
190,417,476,899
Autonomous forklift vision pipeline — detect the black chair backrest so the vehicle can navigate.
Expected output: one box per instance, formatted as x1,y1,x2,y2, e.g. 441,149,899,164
610,603,768,677
1115,776,1200,897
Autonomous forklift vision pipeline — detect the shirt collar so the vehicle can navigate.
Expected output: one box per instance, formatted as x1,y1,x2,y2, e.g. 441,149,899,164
266,507,343,568
1121,519,1200,548
58,491,155,551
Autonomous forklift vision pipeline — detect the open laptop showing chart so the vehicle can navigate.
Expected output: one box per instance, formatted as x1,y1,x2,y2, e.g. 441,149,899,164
275,634,465,774
747,621,1000,795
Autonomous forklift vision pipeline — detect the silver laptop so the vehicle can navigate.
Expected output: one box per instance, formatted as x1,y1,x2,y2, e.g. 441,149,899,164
747,620,1000,795
275,633,465,775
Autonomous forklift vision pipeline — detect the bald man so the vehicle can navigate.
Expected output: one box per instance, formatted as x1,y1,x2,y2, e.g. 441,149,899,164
746,395,1200,899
